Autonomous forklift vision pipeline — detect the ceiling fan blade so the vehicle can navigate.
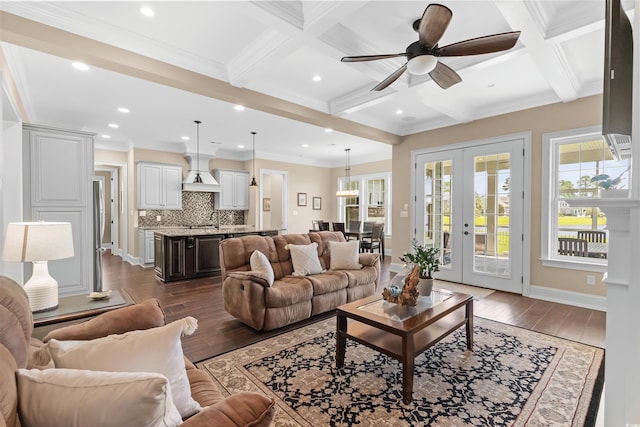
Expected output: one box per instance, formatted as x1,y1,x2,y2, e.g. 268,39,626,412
418,4,453,49
341,53,405,62
428,61,462,89
371,64,408,91
437,31,521,56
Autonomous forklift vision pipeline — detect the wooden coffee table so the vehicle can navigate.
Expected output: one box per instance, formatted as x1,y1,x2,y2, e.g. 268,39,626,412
336,289,473,404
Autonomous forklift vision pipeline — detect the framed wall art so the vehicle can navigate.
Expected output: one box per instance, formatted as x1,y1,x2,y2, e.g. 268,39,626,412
312,197,321,210
297,193,307,206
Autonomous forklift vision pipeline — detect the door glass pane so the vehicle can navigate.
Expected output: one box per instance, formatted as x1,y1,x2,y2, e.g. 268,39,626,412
423,160,453,268
473,152,510,277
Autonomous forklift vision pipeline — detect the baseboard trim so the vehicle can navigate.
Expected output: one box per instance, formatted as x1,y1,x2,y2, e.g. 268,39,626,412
527,285,607,312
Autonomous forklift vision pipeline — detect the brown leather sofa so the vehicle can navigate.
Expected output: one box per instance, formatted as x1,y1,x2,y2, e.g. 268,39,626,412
0,275,275,427
219,231,380,331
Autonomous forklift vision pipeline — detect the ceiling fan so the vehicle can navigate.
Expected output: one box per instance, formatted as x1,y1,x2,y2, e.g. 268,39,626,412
341,3,521,91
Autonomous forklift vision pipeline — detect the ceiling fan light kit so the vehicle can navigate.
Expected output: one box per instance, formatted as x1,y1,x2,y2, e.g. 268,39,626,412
407,54,438,75
341,3,520,91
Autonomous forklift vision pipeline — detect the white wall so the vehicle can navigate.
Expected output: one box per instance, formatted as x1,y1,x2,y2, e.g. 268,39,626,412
0,74,25,280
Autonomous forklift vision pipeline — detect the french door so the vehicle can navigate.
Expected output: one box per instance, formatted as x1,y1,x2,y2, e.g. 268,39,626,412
415,138,525,293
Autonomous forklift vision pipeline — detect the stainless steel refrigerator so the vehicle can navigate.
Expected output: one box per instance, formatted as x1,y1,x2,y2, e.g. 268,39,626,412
93,180,105,292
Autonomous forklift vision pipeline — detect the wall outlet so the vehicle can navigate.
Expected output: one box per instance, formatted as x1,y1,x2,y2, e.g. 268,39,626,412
156,215,161,222
586,275,596,286
400,210,408,218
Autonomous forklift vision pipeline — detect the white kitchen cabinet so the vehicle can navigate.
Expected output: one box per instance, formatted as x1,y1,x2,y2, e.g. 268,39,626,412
23,124,95,297
214,169,249,210
138,229,155,265
137,162,183,210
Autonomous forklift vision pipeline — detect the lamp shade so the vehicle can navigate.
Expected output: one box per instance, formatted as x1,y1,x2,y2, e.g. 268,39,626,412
3,222,74,262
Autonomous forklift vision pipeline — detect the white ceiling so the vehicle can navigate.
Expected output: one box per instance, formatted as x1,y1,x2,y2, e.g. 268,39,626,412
0,1,635,167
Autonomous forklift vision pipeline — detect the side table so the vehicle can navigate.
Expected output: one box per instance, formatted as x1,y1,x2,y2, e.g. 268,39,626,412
32,289,134,340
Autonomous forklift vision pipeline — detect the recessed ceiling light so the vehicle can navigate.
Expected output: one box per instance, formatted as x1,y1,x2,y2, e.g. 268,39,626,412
395,109,403,115
181,136,190,141
237,145,245,149
108,123,119,128
324,128,333,133
140,7,154,17
313,75,322,82
302,144,309,148
234,105,245,111
72,62,89,71
101,135,111,139
117,107,130,113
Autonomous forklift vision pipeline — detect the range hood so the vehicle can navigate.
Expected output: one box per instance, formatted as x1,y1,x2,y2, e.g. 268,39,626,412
182,153,220,192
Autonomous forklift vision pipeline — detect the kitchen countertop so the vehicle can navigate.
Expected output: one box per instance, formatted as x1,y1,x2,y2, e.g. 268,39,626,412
152,227,279,237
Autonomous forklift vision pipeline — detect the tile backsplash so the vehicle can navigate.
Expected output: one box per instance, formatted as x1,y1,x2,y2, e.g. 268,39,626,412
138,191,244,228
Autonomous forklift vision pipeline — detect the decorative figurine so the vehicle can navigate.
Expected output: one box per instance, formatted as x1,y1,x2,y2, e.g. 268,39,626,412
382,265,420,306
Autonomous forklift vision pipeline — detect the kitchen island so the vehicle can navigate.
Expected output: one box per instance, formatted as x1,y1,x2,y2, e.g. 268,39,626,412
153,227,279,282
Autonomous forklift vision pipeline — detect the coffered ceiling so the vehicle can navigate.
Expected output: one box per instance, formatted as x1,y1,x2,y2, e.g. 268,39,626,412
0,1,635,167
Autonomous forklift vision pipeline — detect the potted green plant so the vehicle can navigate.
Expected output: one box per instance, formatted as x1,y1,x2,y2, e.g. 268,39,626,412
399,239,440,295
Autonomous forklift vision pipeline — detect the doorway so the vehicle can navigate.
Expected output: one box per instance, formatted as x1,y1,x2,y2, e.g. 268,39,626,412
260,169,288,233
413,134,529,293
94,163,127,258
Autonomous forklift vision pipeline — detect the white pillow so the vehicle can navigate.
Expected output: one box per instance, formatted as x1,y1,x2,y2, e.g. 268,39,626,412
286,242,324,276
16,368,182,427
250,250,274,286
328,240,363,270
45,317,201,418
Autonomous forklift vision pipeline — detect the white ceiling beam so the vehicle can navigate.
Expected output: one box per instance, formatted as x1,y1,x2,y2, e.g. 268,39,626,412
416,85,474,123
495,1,580,102
228,2,367,88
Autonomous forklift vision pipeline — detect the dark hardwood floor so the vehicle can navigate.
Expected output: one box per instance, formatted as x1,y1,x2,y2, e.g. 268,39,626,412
101,251,605,363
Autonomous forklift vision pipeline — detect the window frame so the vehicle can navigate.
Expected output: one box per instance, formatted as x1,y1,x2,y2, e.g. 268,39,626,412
337,172,392,235
541,126,609,273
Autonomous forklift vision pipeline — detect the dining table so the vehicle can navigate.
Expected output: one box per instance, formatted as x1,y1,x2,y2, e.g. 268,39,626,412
344,231,372,241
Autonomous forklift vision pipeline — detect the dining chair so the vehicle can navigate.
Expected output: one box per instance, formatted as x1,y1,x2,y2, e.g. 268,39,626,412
558,237,588,257
346,221,362,241
577,230,607,243
320,221,330,231
360,223,384,254
311,220,323,231
332,222,346,238
363,221,375,233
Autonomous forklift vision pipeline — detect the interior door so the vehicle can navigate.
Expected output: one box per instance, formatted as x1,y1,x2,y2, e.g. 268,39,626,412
415,138,524,293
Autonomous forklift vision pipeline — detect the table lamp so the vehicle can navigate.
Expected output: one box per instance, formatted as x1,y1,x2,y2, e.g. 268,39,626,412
2,221,74,312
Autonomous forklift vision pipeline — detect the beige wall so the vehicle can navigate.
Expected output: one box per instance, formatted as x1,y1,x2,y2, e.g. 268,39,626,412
393,94,606,296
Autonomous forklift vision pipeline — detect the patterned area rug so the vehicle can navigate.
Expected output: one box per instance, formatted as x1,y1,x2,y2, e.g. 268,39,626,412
199,317,604,426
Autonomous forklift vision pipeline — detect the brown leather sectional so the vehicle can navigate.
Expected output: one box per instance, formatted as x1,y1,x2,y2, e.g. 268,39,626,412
219,231,381,331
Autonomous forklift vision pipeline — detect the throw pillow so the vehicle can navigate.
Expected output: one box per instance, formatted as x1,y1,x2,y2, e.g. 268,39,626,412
16,368,182,427
250,250,274,286
45,317,201,418
328,240,363,270
286,242,324,276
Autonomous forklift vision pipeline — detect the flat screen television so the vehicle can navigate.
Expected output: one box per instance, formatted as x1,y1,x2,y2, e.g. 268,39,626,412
602,0,633,160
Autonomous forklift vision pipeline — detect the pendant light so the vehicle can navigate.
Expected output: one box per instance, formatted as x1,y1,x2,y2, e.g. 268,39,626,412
193,120,203,184
249,131,258,187
336,148,359,197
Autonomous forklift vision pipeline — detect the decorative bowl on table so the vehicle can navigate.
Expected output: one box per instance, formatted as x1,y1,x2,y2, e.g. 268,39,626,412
88,290,112,301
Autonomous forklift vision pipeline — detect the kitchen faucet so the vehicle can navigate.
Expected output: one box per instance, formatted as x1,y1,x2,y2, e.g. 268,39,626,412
209,211,219,229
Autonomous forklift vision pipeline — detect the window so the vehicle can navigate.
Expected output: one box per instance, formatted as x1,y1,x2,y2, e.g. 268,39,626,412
338,173,391,234
542,127,630,271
